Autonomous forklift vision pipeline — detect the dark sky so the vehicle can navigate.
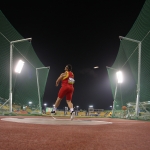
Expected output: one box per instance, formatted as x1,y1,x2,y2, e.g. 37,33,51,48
1,0,146,110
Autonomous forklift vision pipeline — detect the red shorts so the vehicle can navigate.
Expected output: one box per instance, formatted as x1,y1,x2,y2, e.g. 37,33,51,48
58,85,74,100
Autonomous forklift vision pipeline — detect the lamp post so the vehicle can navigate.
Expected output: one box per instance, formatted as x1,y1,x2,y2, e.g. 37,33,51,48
76,106,79,116
110,105,112,110
29,101,32,109
29,101,32,106
112,71,123,117
119,36,141,118
44,103,47,113
88,105,94,115
9,38,32,113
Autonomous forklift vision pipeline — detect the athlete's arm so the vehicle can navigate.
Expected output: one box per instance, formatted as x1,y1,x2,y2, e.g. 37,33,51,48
55,72,67,86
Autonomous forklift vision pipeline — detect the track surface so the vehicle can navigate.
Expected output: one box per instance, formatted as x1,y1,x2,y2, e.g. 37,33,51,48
0,116,150,150
1,117,112,125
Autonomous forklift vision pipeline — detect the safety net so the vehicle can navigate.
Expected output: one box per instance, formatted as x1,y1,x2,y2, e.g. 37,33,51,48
107,0,150,117
0,10,50,114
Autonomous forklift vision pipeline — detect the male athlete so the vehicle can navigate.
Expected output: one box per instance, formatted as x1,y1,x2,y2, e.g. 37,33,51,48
51,64,75,120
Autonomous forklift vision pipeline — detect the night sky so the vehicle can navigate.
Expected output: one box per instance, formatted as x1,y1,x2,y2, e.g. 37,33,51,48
1,0,146,110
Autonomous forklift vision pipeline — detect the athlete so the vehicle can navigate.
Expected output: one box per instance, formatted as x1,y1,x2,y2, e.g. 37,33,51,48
51,64,75,120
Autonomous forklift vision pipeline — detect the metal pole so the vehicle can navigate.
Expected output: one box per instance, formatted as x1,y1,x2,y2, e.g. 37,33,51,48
36,67,50,114
106,66,118,117
0,99,10,109
135,42,141,118
36,66,50,70
11,38,32,44
119,36,141,118
9,38,32,113
9,43,13,113
106,66,117,70
112,82,117,117
36,68,42,114
119,36,140,43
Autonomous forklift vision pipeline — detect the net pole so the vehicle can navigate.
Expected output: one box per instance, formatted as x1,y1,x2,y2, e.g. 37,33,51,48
112,82,118,117
36,67,50,114
119,36,141,118
36,68,41,114
135,42,141,118
106,66,118,117
9,38,32,113
9,43,13,113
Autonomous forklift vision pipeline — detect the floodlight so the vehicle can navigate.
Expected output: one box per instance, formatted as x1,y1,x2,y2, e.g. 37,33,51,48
116,71,123,83
94,66,99,69
15,60,24,73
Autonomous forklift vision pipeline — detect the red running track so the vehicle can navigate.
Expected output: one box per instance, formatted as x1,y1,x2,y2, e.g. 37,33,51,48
0,116,150,150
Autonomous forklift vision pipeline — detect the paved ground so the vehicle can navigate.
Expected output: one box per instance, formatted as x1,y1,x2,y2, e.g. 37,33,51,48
1,117,112,125
1,116,150,150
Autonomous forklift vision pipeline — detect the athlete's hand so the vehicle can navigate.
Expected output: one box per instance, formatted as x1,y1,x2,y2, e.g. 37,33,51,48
56,82,59,86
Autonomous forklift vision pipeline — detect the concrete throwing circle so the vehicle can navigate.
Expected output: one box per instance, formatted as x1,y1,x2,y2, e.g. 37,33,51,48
1,117,112,125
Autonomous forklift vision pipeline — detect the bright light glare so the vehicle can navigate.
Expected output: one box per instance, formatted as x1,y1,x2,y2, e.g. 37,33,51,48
94,66,99,69
116,71,123,83
44,103,47,106
29,101,32,104
15,60,24,73
89,105,93,108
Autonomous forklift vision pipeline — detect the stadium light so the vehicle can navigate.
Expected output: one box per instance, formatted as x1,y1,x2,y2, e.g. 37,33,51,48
110,105,112,110
29,101,32,108
15,60,24,73
29,101,32,104
94,66,99,69
44,103,47,106
116,71,123,83
89,105,93,108
9,38,32,113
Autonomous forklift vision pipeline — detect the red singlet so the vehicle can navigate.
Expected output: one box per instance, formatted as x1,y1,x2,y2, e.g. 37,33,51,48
58,71,74,100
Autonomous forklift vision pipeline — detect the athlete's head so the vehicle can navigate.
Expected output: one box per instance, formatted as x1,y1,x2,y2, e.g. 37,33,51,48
65,64,72,71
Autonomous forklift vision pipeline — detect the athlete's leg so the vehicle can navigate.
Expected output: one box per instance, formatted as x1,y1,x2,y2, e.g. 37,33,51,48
51,87,66,113
66,86,74,111
66,100,75,120
53,97,62,110
51,97,62,113
66,100,73,110
66,86,75,120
